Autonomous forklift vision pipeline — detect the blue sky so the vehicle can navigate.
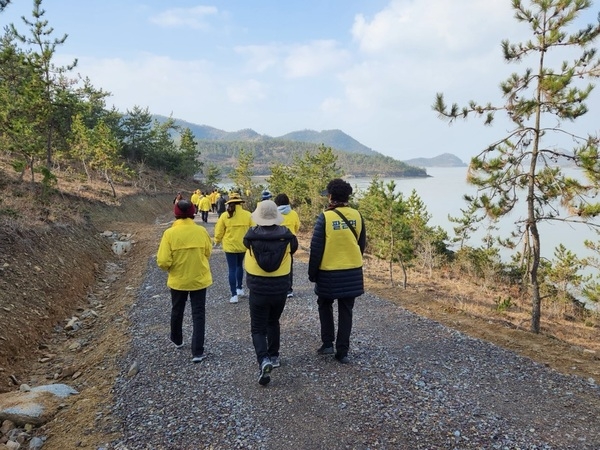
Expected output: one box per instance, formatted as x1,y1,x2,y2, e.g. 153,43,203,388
2,0,599,162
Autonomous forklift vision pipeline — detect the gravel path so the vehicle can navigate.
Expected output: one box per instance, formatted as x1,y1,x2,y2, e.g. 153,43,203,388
110,217,600,450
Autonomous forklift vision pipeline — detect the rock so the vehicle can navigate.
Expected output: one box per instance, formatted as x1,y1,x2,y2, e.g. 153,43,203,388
64,317,80,331
4,441,19,450
0,384,78,426
0,420,15,435
111,241,132,256
68,342,81,351
28,437,44,450
127,362,139,378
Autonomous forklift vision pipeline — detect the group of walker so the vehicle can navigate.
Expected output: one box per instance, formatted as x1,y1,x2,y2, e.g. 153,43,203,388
157,179,366,386
188,189,224,223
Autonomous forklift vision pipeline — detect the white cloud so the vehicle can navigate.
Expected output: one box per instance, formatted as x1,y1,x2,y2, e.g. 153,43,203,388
320,97,343,114
73,55,220,118
234,45,279,73
352,0,515,59
149,6,218,30
284,40,351,78
226,79,266,104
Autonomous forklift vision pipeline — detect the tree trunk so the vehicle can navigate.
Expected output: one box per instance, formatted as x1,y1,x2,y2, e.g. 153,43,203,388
45,125,52,167
105,170,117,198
28,156,35,183
399,257,407,289
530,222,542,333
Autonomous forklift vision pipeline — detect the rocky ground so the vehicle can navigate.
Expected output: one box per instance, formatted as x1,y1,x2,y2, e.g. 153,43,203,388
0,163,599,449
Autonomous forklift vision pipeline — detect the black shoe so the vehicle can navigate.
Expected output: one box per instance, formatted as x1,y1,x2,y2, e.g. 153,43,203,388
258,358,273,386
317,344,334,355
335,354,350,364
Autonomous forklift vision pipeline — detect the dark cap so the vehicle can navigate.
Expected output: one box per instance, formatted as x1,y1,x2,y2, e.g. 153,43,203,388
174,200,195,219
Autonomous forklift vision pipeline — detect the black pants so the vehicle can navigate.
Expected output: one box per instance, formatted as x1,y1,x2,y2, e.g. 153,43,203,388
201,210,209,222
289,255,294,292
249,291,287,364
170,288,206,357
317,296,355,357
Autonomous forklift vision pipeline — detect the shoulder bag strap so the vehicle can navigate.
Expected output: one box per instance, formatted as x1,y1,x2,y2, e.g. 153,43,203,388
331,208,358,241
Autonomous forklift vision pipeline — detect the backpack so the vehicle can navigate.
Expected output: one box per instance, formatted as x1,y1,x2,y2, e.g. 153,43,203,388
248,238,290,273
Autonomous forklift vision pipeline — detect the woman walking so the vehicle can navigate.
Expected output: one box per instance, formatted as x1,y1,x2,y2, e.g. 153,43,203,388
244,200,298,385
214,192,253,303
274,193,300,298
157,200,213,363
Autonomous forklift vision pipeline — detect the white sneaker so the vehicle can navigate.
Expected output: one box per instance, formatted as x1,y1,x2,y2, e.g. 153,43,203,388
236,288,245,297
229,295,239,304
192,354,207,363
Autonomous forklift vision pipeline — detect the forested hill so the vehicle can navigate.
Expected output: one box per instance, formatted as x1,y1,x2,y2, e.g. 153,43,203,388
196,139,427,178
278,129,378,156
154,115,426,178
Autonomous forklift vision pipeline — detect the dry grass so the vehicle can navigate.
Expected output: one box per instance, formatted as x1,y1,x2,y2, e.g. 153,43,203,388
355,250,600,378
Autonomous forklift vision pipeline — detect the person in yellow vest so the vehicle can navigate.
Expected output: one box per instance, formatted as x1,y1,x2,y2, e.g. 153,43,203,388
308,178,366,365
274,193,300,298
209,188,218,213
198,193,211,223
190,189,201,214
156,200,212,363
243,200,298,385
214,193,253,303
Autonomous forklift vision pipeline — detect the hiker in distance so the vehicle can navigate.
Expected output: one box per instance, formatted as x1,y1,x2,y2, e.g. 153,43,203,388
215,191,227,216
213,192,253,304
156,200,213,363
259,190,272,202
274,193,301,298
243,200,298,385
173,191,183,204
198,192,211,223
308,178,366,364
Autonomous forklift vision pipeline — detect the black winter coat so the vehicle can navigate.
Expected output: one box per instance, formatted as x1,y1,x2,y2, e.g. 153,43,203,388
308,210,366,300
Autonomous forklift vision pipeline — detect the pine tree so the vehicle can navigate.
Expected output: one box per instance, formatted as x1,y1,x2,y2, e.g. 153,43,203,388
434,0,600,333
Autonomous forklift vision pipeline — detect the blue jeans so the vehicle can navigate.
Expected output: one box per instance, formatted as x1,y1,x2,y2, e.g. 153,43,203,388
170,288,207,357
225,252,245,295
249,291,287,364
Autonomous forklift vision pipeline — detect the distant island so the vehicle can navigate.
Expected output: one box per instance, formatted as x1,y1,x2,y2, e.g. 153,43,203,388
402,153,467,168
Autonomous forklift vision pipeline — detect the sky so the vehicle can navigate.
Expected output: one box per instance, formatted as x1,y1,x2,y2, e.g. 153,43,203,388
2,0,600,163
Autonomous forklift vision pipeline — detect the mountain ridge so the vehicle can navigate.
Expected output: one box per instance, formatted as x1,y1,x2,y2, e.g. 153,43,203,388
154,115,464,173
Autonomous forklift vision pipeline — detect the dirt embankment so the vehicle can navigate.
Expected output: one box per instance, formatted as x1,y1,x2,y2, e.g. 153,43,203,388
0,192,174,385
